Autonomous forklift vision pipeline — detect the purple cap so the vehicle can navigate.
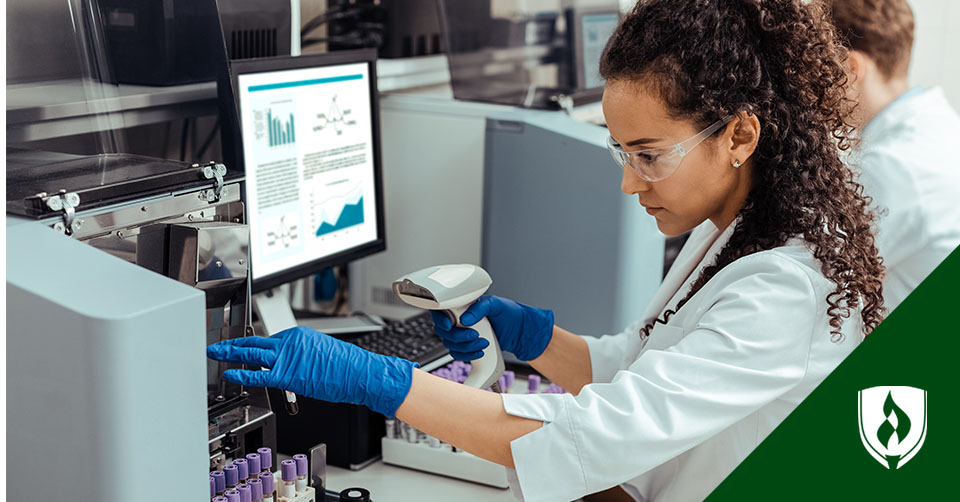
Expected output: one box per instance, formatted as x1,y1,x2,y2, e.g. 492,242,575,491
213,498,228,502
224,489,241,502
211,477,217,497
259,472,275,494
281,459,297,481
293,454,308,476
237,484,252,502
233,458,249,480
504,370,515,389
245,453,261,474
211,470,226,493
223,464,239,487
527,374,541,393
248,478,263,500
257,447,272,470
497,376,507,391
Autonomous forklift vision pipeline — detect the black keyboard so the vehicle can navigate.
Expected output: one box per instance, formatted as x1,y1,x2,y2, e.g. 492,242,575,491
350,312,449,366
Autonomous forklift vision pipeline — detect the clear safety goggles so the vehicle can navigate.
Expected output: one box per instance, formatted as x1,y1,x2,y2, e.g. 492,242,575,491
606,115,734,182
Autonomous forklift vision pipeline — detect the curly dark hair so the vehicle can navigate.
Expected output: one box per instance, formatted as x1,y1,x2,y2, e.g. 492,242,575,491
600,0,885,340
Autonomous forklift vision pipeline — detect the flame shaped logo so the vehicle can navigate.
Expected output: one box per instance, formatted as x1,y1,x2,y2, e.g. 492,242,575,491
876,391,912,449
858,386,927,470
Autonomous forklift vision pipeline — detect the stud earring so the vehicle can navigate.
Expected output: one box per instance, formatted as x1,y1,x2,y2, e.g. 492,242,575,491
733,160,741,168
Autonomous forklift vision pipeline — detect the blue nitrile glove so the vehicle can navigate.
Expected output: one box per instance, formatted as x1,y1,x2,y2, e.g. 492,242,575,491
206,327,418,418
429,295,554,361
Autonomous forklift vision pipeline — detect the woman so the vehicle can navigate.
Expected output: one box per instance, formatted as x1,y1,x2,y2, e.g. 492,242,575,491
208,0,885,500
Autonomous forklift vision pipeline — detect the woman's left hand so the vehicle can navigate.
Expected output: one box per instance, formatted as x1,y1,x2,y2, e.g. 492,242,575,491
206,327,418,418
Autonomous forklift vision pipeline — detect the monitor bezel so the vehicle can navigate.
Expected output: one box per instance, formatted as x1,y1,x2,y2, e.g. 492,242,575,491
228,49,387,294
570,8,621,92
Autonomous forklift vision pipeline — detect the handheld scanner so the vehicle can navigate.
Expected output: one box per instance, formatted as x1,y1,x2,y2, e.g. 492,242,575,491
393,264,505,390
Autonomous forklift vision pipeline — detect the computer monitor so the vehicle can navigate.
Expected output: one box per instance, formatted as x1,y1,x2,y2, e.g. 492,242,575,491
229,50,386,294
570,9,621,91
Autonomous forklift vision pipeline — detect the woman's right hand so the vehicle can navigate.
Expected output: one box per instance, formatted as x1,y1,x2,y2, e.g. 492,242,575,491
429,295,554,362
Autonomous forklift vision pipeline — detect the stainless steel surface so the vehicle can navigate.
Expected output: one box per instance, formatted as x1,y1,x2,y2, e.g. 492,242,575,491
168,222,250,288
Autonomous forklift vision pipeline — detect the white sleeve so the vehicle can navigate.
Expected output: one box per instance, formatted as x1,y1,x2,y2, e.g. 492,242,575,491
859,151,925,269
500,256,817,502
581,321,644,383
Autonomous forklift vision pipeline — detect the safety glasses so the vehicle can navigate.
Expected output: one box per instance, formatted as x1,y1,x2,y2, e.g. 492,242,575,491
606,115,734,182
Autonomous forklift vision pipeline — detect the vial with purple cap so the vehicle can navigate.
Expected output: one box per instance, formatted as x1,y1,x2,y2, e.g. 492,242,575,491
527,374,541,394
224,489,241,502
223,464,240,490
293,454,309,492
280,459,297,498
257,447,272,474
213,497,228,502
245,453,261,480
210,476,216,499
211,470,226,495
248,477,263,502
237,483,252,502
233,458,249,482
259,471,275,502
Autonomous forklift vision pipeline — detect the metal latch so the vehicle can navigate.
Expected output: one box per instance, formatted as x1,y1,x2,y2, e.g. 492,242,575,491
29,190,82,235
197,162,228,203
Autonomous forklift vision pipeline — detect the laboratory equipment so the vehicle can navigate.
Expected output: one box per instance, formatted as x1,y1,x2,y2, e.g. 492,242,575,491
6,152,279,499
567,8,622,92
393,264,505,390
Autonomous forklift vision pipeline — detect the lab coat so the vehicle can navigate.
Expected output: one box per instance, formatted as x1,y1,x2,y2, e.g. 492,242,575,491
502,219,862,502
855,87,960,312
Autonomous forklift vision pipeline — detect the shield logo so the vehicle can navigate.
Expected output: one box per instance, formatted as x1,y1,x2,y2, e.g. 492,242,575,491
858,386,927,469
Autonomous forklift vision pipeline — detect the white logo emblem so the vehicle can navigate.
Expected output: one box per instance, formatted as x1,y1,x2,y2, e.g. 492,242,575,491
858,386,927,469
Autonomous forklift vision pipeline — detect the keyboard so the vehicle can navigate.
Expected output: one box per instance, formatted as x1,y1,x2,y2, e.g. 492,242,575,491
350,312,450,367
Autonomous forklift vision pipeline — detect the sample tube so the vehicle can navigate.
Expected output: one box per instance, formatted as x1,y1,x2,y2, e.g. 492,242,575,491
245,453,262,479
280,459,297,499
224,489,241,502
293,454,309,493
257,447,273,474
211,476,217,499
384,418,396,439
248,478,264,502
233,458,249,482
237,483,252,502
223,464,240,490
259,472,275,502
527,374,541,394
504,370,515,390
428,435,442,448
213,497,228,502
211,470,226,495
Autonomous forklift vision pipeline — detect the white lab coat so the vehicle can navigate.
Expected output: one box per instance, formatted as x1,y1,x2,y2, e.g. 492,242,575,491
502,219,862,502
854,87,960,312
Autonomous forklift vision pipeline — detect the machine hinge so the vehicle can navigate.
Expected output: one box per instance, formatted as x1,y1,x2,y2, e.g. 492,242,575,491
197,161,228,203
28,190,83,235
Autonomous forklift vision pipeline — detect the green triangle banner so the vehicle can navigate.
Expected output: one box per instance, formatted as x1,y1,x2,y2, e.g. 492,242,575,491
708,246,959,500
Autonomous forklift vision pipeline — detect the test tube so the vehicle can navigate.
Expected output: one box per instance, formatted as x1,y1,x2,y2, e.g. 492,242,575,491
527,374,541,394
211,470,226,495
223,464,240,490
245,453,261,479
224,489,241,502
237,483,252,502
280,459,297,499
259,472,275,502
248,478,264,502
257,447,272,474
213,497,228,502
211,476,217,499
504,370,516,390
384,418,396,439
233,458,249,482
293,454,309,493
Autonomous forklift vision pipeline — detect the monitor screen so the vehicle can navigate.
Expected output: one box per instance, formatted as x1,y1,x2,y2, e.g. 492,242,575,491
579,12,620,90
234,53,384,289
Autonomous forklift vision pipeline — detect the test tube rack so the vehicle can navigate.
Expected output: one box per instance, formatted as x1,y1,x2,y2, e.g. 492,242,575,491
275,484,317,502
381,433,510,488
380,362,566,489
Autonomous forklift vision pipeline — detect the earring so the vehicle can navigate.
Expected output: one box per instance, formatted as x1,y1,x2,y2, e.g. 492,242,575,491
733,160,741,168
